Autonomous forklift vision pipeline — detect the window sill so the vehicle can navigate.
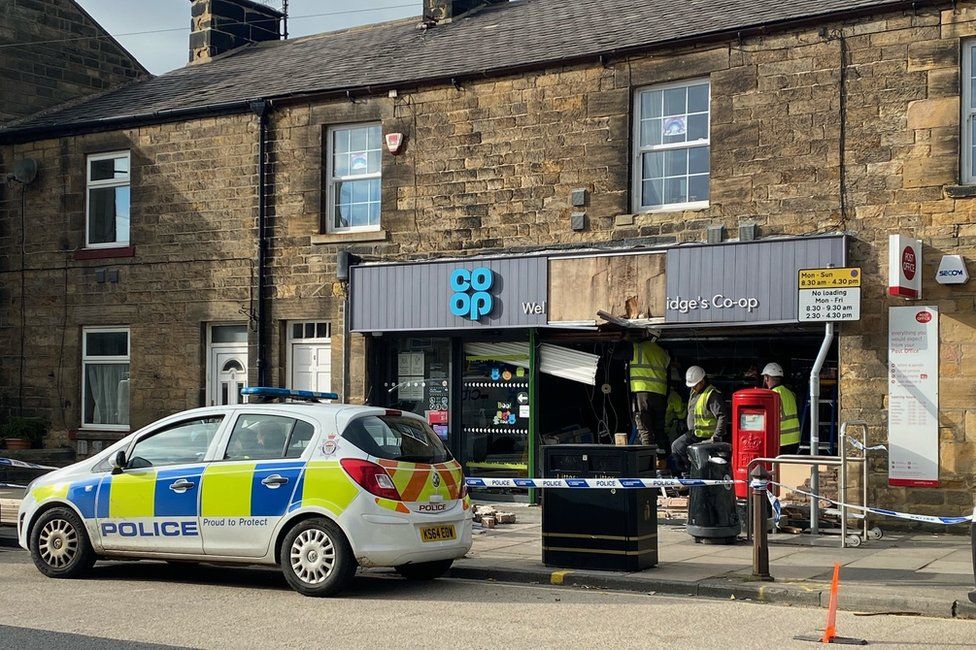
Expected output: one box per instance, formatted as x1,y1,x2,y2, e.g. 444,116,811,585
311,230,387,245
74,246,135,260
76,429,129,440
635,202,710,214
945,185,976,199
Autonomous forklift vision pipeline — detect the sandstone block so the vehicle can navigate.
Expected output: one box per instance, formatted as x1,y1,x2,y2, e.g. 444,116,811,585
906,97,959,130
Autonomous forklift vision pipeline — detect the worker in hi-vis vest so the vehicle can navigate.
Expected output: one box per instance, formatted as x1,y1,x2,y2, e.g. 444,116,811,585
761,362,801,455
670,366,728,472
663,367,685,438
629,333,670,452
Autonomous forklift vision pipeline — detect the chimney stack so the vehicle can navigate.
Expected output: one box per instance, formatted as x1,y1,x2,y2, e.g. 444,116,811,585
189,0,284,64
423,0,507,24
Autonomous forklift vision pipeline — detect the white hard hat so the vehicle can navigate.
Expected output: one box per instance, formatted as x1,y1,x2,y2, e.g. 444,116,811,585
761,362,784,378
685,366,706,387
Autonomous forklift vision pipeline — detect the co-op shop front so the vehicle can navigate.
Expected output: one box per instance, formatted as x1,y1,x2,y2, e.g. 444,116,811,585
349,235,846,500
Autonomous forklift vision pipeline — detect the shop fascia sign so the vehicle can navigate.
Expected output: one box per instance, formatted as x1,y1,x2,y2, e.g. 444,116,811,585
450,267,495,320
888,234,921,298
936,254,969,285
449,266,548,321
666,294,760,314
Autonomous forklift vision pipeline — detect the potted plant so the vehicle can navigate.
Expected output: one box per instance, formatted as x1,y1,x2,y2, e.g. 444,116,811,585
1,416,48,450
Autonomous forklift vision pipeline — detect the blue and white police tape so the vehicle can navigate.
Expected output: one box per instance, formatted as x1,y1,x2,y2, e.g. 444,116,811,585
0,457,57,470
0,482,27,489
464,477,737,489
767,481,972,526
848,438,888,452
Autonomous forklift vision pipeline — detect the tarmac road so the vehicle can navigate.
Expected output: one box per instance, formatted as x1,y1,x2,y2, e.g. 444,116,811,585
0,546,974,649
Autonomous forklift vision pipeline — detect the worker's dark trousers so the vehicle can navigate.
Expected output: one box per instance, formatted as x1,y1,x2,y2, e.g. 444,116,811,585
633,391,668,451
670,431,707,473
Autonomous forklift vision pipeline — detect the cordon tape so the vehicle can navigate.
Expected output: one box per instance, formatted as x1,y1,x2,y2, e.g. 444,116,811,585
467,476,974,525
0,458,58,470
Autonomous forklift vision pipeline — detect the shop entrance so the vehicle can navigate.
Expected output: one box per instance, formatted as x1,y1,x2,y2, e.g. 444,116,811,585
536,328,839,458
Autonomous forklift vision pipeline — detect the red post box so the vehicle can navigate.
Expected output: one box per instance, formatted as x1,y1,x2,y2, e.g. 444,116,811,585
732,388,781,499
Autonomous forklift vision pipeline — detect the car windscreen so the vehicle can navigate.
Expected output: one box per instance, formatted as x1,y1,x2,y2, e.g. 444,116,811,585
341,414,451,464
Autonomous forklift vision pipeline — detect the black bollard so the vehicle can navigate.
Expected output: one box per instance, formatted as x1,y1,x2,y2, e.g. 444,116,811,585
751,466,773,582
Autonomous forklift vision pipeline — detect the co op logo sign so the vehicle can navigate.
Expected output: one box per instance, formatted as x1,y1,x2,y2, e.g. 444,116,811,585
450,267,495,321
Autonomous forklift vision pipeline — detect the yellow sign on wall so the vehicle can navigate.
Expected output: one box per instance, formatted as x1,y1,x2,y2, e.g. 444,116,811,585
798,267,862,289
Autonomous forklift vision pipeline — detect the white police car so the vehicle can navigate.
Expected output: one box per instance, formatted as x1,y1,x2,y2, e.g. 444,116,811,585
17,388,473,596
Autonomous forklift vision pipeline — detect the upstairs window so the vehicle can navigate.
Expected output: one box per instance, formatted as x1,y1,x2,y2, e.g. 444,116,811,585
86,151,130,247
633,80,710,212
963,41,976,184
326,123,382,233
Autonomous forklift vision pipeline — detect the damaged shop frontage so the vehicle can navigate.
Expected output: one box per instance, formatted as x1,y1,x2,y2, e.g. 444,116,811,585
348,234,847,502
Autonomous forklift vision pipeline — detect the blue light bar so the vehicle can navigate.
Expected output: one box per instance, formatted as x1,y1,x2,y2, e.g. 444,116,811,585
241,387,339,402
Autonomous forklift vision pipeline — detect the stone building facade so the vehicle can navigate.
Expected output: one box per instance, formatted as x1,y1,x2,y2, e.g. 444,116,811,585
1,0,975,517
0,0,147,124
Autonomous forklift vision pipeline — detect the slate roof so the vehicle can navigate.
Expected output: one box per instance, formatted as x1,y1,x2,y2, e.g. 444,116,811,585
0,0,928,139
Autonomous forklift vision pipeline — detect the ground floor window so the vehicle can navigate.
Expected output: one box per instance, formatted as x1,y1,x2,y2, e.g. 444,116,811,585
381,337,452,442
82,327,130,429
461,341,531,479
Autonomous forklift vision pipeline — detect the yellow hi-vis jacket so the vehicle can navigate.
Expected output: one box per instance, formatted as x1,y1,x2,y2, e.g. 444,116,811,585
629,341,669,395
665,390,686,437
772,384,801,447
692,385,719,439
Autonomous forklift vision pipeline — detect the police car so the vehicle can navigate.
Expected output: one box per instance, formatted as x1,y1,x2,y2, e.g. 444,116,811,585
17,388,473,597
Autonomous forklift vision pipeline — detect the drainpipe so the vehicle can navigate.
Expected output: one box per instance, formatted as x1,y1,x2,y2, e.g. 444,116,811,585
251,100,269,386
809,321,834,535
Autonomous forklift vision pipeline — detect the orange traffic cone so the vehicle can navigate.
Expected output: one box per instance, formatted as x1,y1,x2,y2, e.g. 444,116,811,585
822,563,841,644
793,563,866,645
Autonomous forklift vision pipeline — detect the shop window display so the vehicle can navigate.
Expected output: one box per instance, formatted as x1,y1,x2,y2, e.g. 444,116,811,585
460,345,531,479
380,338,452,443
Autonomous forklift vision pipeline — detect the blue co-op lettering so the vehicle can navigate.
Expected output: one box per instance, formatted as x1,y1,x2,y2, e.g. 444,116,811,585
100,521,199,537
450,267,494,321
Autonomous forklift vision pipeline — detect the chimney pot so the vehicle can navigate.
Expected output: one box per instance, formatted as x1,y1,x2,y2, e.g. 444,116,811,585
189,0,284,65
423,0,507,25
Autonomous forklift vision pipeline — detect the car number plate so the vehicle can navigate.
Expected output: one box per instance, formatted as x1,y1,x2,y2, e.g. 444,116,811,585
420,524,456,543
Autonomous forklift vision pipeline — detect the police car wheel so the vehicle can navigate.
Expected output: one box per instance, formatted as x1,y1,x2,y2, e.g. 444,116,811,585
395,559,453,581
280,518,355,597
30,507,96,579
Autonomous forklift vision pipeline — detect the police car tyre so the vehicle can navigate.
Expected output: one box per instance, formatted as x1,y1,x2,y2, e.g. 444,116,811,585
395,559,453,581
29,507,96,579
280,518,355,597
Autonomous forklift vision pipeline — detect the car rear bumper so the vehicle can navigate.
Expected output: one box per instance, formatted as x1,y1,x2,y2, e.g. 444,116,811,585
350,513,472,567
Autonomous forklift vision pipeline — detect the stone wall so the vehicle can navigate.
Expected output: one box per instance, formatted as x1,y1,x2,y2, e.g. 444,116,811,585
3,2,976,515
0,114,260,446
0,0,147,124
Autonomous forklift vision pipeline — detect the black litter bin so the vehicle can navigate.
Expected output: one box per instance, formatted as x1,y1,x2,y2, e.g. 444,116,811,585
686,441,740,544
542,444,658,571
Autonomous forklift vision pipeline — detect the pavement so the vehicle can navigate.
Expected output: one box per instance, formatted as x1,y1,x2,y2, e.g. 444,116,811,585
451,502,976,620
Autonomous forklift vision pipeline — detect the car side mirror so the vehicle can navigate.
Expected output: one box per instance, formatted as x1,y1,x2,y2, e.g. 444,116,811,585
112,450,126,474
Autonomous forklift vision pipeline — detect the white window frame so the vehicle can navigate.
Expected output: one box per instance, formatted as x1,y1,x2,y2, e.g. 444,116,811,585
85,150,131,248
325,123,382,234
632,78,711,213
81,326,131,431
963,41,976,184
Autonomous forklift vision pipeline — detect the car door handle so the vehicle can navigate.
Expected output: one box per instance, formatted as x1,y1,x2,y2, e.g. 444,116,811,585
169,479,195,493
261,474,289,488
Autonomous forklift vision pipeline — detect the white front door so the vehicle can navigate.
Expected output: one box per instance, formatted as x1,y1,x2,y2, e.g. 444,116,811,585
287,321,331,393
213,351,247,406
207,324,249,407
291,343,331,393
